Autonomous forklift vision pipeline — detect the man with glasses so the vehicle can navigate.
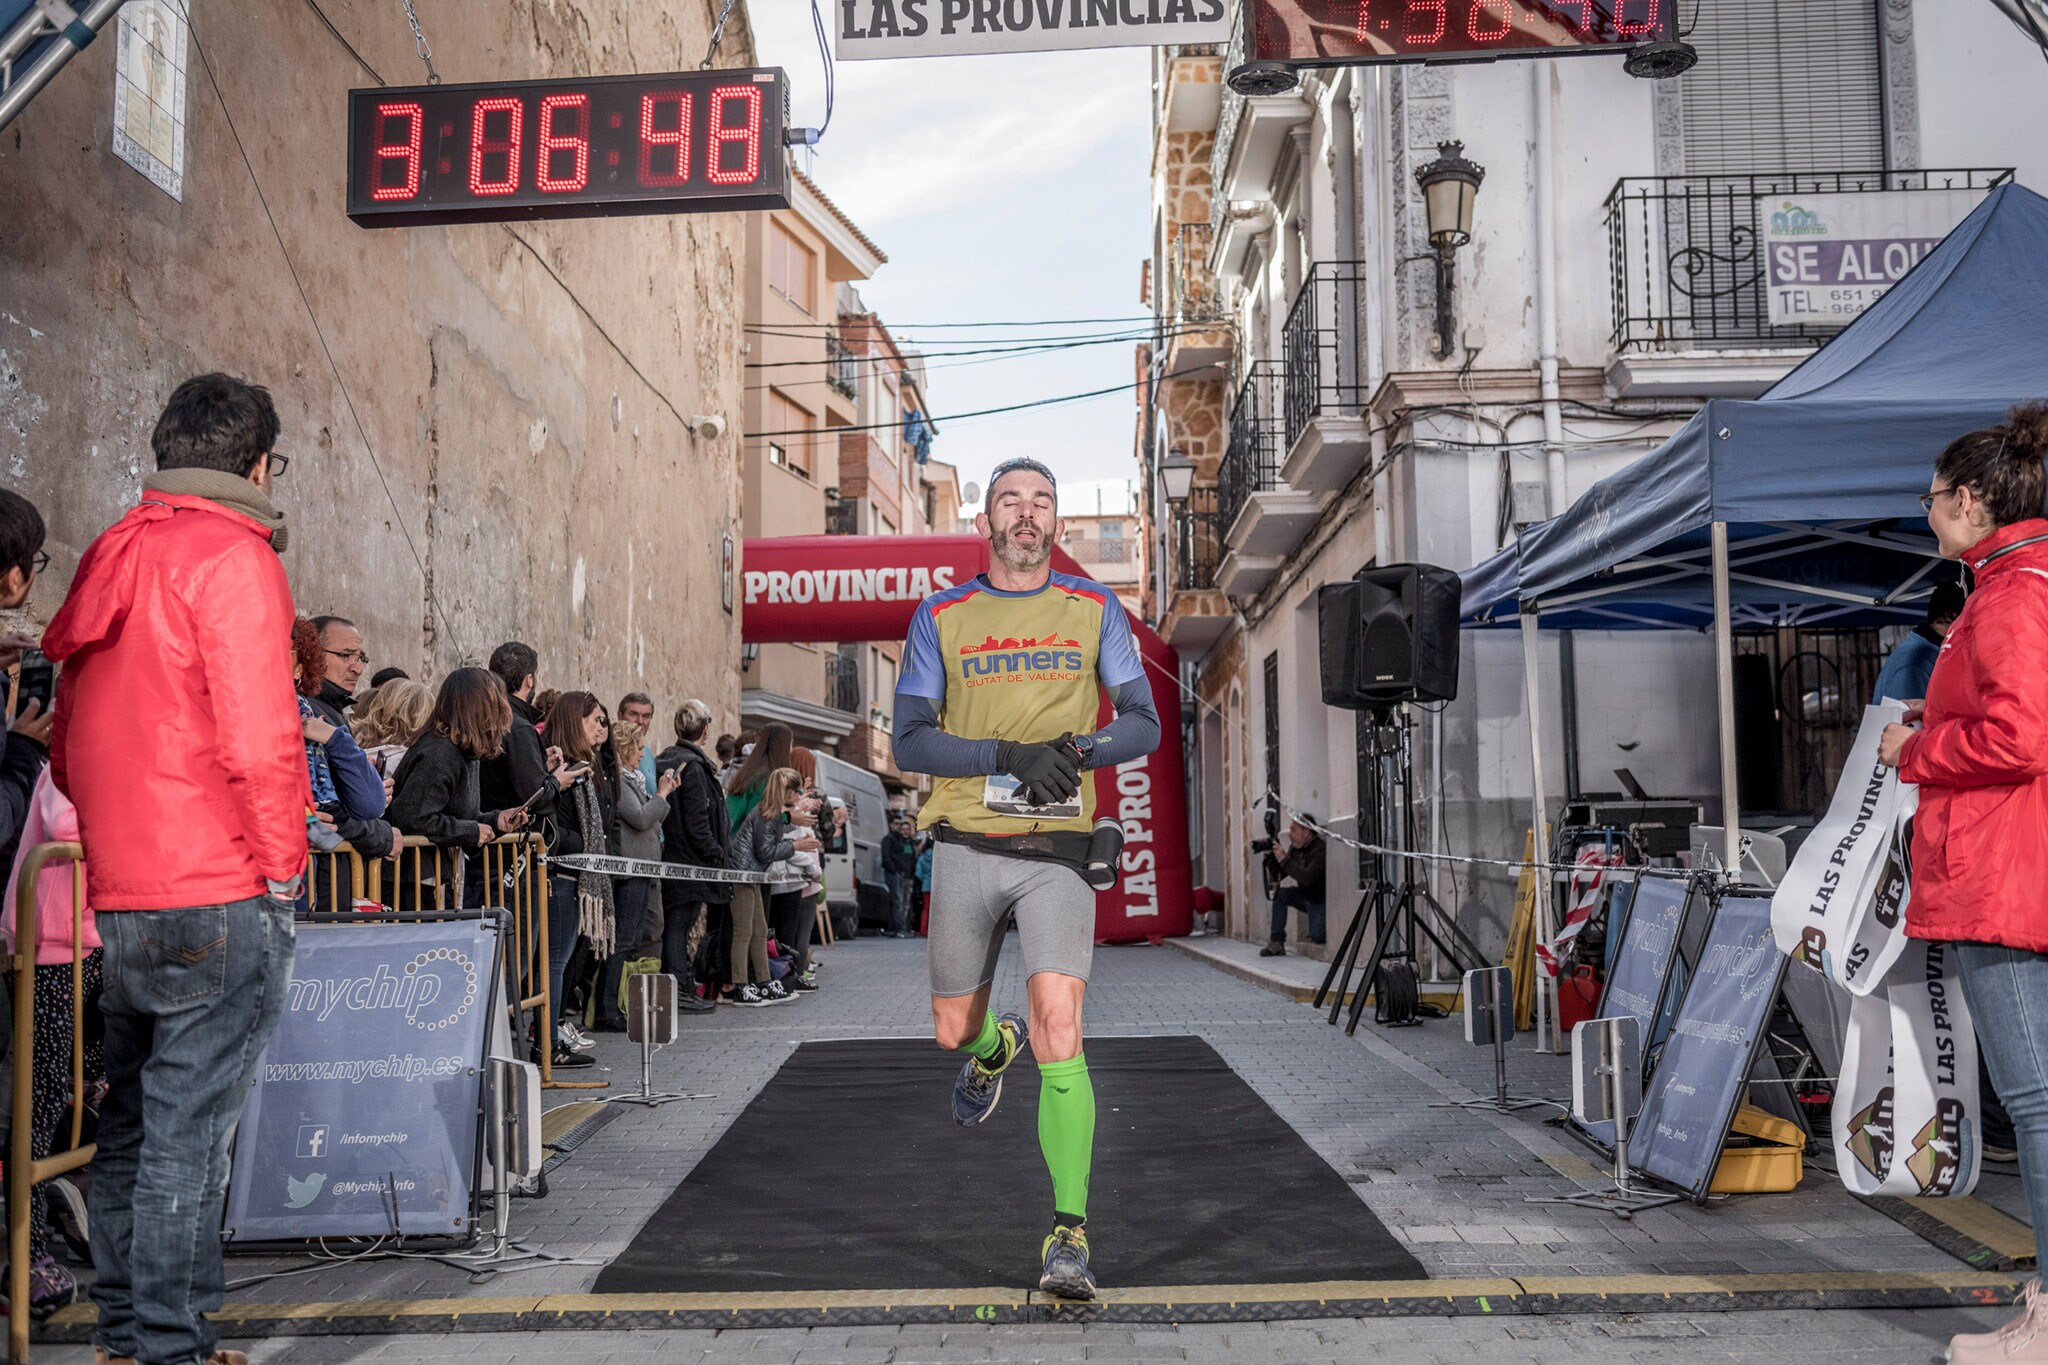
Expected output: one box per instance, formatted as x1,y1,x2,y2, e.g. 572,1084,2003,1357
305,614,396,881
44,372,309,1365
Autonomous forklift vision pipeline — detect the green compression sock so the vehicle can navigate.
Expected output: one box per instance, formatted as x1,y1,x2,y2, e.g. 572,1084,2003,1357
1037,1054,1096,1222
958,1010,1006,1066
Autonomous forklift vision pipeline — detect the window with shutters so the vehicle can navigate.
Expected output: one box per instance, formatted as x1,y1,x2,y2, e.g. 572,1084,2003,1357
768,220,818,315
1680,0,1885,174
766,388,811,480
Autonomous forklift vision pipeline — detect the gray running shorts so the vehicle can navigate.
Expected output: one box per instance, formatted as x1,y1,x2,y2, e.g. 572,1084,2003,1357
927,838,1095,998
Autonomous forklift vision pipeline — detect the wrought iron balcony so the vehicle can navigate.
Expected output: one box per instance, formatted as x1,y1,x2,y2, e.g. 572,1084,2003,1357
1281,261,1369,455
1218,362,1285,535
825,653,861,715
1169,221,1225,328
825,331,858,400
1172,484,1223,592
1207,3,1248,240
1604,168,2011,352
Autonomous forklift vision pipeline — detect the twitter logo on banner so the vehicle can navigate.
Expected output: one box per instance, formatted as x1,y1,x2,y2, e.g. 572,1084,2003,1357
285,1173,326,1209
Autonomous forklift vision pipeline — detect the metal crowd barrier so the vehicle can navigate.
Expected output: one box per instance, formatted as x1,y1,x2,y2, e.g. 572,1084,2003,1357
8,841,90,1365
1,826,593,1359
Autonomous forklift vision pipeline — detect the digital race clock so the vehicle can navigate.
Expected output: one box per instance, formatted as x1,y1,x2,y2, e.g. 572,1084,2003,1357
1248,0,1675,66
346,68,791,228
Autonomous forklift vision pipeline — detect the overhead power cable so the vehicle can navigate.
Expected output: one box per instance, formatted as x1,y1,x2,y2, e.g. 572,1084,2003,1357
744,364,1221,439
744,325,1217,369
744,314,1157,331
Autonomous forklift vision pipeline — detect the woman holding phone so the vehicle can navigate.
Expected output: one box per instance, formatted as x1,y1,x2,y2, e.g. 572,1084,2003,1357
539,691,617,1061
385,668,528,911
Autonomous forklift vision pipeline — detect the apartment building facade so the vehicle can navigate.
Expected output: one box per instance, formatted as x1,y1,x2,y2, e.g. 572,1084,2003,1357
1139,2,2048,958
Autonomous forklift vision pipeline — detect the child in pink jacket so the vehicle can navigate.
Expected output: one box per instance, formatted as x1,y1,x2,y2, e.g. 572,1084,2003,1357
2,767,104,1316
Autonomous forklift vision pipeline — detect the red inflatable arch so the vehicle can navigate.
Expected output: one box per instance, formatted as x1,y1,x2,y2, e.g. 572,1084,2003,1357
741,535,1191,943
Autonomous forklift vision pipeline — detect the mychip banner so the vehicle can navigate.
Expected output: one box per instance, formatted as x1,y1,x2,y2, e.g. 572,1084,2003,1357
224,919,501,1241
834,0,1229,60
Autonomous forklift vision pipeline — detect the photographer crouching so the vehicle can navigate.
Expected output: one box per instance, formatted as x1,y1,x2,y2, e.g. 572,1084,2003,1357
1257,815,1327,957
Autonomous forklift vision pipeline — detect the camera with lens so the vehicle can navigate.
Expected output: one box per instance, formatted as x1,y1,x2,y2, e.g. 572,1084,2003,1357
1250,836,1276,854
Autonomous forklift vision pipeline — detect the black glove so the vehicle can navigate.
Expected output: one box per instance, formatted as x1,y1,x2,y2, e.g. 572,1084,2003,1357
996,737,1082,807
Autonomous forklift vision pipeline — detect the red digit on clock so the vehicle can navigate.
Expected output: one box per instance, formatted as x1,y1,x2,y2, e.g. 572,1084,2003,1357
370,102,423,201
639,91,692,188
706,84,762,185
536,93,590,193
1549,0,1592,30
1614,0,1660,36
469,97,523,196
1467,0,1512,40
1404,0,1448,44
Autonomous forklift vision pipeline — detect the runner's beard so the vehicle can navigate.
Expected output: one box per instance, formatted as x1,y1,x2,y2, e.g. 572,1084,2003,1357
991,522,1052,574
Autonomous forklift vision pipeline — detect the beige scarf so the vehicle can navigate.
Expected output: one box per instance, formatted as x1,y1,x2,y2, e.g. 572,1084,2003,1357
142,467,289,553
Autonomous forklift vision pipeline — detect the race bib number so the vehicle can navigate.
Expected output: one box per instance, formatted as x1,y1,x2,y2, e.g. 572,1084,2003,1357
981,773,1080,820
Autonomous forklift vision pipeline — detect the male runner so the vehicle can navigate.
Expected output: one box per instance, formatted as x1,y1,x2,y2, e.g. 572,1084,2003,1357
891,457,1161,1299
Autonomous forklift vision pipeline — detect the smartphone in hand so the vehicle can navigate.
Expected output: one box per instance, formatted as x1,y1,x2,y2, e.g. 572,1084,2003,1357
14,649,54,716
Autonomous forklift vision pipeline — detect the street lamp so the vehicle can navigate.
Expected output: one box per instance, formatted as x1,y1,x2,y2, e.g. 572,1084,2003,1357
1160,447,1196,506
1414,140,1486,359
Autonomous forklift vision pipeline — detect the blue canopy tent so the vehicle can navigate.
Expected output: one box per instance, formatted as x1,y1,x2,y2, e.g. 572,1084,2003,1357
1457,179,2048,1003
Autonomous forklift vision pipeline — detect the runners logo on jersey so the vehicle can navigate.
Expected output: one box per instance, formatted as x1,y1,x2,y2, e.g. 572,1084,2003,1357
958,632,1085,684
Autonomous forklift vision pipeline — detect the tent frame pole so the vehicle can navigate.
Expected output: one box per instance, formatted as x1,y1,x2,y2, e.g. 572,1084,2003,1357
1711,522,1741,880
1520,609,1560,1052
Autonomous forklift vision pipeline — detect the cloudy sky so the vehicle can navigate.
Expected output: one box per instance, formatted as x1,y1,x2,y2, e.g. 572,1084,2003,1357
749,6,1152,517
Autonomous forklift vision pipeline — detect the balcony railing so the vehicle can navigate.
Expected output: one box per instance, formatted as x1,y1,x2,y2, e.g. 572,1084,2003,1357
1169,221,1224,330
825,654,861,715
1208,2,1248,240
825,497,859,536
825,332,859,400
1064,537,1132,565
1281,261,1368,453
1173,484,1223,591
1605,168,2012,352
1219,361,1285,534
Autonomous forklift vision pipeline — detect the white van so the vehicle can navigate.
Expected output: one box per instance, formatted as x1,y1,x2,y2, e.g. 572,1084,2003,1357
811,753,890,937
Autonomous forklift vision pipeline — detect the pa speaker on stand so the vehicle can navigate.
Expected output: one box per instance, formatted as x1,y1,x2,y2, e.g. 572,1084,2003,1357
1310,563,1487,1034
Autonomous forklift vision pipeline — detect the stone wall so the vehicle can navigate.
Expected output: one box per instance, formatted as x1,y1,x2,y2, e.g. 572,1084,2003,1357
0,0,754,722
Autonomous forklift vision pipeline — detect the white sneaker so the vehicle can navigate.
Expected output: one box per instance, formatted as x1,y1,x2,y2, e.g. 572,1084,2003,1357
557,1021,597,1054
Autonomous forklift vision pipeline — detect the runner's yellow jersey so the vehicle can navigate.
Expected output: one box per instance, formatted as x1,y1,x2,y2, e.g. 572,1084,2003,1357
898,571,1145,834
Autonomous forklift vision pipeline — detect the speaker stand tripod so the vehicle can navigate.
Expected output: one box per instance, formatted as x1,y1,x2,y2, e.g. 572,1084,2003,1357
1313,706,1489,1036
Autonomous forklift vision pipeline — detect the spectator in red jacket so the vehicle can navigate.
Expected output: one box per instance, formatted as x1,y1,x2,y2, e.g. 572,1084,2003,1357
1879,402,2048,1365
43,373,306,1365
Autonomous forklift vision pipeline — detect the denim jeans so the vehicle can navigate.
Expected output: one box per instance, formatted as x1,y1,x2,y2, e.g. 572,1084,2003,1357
885,870,913,935
90,896,295,1365
1953,942,2048,1238
1268,886,1326,944
547,875,581,1030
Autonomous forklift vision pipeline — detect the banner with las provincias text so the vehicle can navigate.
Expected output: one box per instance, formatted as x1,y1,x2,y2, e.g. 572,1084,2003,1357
224,920,500,1241
1760,189,1986,328
835,0,1229,59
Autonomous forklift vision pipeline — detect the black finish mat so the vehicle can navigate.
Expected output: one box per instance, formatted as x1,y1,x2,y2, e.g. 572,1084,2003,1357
596,1033,1425,1292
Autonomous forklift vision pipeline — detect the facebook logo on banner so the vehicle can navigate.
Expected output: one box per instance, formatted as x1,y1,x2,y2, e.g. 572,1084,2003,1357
296,1125,330,1159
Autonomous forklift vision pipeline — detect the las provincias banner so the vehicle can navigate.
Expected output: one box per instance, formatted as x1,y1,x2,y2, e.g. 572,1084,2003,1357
742,534,1191,943
834,0,1229,59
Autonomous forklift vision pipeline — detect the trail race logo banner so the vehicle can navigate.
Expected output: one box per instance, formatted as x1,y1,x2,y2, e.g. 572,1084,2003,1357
835,0,1229,59
1771,703,1913,996
1834,940,1981,1198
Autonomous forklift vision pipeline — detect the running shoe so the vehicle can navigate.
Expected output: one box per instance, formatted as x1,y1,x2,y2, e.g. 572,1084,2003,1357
26,1254,75,1318
1038,1224,1096,1300
951,1011,1027,1127
557,1021,597,1054
789,971,819,992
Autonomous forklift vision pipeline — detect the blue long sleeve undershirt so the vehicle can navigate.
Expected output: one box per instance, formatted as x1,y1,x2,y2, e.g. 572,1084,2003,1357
891,678,1161,777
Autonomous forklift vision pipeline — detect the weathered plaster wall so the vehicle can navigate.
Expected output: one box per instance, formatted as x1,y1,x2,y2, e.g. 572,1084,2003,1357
0,0,754,722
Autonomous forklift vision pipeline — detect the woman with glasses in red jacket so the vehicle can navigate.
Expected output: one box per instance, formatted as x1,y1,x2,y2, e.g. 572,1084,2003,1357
1879,402,2048,1365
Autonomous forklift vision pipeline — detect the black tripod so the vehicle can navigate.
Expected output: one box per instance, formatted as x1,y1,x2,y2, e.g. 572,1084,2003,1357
1313,705,1488,1036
